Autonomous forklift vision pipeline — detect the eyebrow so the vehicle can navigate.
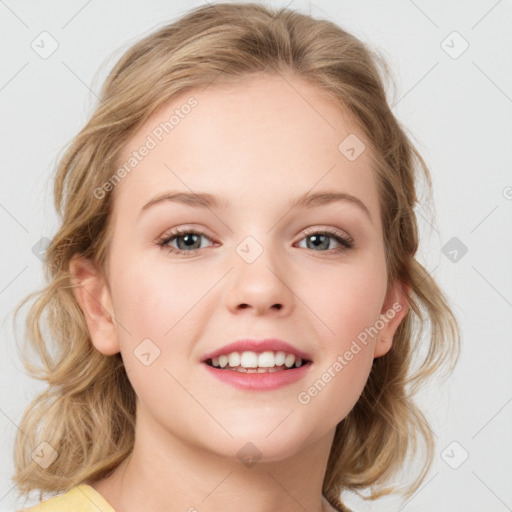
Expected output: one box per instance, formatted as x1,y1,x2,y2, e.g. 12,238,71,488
139,190,373,223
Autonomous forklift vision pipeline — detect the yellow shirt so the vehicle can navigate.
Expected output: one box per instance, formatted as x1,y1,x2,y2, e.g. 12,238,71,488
21,484,115,512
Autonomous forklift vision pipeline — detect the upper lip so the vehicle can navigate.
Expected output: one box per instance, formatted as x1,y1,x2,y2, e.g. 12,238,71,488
201,339,312,363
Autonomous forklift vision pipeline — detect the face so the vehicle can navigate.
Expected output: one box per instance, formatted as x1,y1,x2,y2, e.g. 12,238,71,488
72,73,407,462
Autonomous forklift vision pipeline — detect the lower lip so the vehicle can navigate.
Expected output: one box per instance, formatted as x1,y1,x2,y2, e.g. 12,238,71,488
202,362,312,391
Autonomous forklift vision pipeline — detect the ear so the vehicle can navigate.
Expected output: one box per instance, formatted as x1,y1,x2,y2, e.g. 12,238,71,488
373,280,410,358
69,254,120,356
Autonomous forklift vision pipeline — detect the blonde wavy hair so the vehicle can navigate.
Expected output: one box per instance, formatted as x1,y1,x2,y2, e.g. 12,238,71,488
12,3,460,511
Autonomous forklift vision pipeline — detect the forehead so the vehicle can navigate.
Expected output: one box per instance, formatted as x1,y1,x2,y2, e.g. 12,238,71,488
111,73,380,224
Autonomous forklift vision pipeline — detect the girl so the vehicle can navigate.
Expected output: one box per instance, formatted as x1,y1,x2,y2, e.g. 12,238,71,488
12,3,460,511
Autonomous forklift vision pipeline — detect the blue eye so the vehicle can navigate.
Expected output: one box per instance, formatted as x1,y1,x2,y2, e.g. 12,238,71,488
157,227,354,257
296,228,354,253
157,228,213,257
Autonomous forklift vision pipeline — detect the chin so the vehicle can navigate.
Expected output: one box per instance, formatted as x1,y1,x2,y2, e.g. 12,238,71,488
209,426,318,463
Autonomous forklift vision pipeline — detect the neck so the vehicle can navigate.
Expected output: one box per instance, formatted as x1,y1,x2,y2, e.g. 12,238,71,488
89,402,337,512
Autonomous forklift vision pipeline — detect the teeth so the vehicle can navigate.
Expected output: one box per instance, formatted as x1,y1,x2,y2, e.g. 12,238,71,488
208,350,307,369
240,351,259,368
257,351,275,368
228,352,241,367
233,366,282,373
274,351,286,366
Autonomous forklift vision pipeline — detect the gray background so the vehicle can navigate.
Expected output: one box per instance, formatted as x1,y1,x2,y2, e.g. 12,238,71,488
1,1,511,511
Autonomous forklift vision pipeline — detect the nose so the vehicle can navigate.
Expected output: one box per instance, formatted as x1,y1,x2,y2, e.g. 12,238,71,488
224,246,294,316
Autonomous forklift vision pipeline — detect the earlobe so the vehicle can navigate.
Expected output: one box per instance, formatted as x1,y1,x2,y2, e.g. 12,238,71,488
69,254,120,356
373,280,410,358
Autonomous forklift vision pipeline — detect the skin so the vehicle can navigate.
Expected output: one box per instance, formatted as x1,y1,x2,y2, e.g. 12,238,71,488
70,72,409,512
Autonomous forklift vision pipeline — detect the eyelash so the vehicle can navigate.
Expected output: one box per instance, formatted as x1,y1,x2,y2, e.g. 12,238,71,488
156,226,354,257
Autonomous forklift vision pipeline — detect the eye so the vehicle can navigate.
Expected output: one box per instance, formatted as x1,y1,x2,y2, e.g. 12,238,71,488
295,227,354,254
157,227,215,257
157,226,354,257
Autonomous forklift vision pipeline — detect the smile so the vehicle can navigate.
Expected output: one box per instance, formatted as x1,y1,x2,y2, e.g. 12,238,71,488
206,350,310,371
203,354,313,391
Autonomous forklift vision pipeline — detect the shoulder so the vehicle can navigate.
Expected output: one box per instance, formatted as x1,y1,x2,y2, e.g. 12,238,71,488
20,484,115,512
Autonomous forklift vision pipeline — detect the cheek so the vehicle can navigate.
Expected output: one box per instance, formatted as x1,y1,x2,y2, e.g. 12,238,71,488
109,241,206,334
111,271,173,338
308,255,387,342
303,256,386,408
108,259,198,397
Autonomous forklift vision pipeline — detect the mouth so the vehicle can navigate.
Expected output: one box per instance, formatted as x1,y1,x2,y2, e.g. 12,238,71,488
202,344,313,390
204,350,312,373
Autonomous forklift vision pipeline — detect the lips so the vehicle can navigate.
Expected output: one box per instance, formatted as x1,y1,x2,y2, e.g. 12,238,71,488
200,338,312,363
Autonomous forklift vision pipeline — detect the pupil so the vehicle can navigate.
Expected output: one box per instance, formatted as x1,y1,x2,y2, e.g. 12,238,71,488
308,234,328,250
179,234,200,249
